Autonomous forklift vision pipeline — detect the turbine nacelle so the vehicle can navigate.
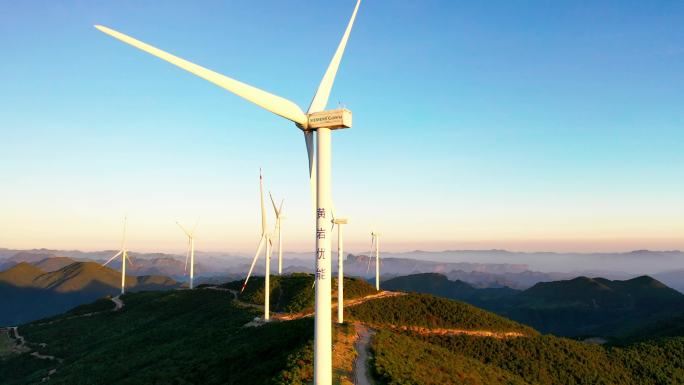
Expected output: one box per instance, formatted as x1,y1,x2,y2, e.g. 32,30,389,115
298,108,353,131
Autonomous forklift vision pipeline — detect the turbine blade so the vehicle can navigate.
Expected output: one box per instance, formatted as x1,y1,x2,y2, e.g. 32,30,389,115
305,131,316,211
307,0,361,113
176,221,191,237
260,170,267,234
241,236,266,293
94,25,308,125
278,199,284,215
103,250,123,267
366,236,374,274
125,252,135,268
269,192,279,216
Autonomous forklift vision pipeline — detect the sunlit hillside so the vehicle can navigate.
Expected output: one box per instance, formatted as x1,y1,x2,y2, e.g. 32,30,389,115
2,274,684,384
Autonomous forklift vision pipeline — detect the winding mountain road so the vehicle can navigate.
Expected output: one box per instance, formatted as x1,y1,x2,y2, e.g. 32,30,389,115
353,323,375,385
10,327,59,362
111,295,124,311
34,294,125,327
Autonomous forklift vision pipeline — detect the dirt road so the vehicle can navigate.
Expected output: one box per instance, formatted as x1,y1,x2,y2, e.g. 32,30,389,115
273,291,404,321
353,323,375,385
111,295,124,311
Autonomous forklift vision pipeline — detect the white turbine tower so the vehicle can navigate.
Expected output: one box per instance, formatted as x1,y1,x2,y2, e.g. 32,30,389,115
367,231,381,291
95,2,361,382
102,217,132,295
176,220,199,289
373,232,381,290
242,170,272,321
332,217,348,323
269,192,284,275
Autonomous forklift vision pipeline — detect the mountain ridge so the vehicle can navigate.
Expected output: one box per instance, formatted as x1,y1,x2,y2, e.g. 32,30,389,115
384,272,684,337
0,261,180,326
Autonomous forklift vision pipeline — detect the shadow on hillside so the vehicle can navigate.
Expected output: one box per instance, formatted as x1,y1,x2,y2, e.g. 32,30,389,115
0,281,176,326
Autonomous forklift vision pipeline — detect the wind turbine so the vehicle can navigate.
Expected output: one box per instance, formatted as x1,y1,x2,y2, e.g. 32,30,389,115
242,170,272,321
332,216,348,323
95,2,361,382
102,217,133,295
176,219,199,289
269,192,284,275
367,231,381,291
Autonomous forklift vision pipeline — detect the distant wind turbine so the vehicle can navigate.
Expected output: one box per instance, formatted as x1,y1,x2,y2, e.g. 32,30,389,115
176,219,199,289
367,231,381,291
242,170,272,320
95,1,361,381
332,215,348,323
102,217,133,295
269,192,284,275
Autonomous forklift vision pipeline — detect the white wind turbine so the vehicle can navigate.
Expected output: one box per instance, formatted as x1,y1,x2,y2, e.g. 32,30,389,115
176,220,199,289
242,170,272,321
269,192,285,275
366,231,381,291
95,2,361,382
102,217,133,295
332,216,348,324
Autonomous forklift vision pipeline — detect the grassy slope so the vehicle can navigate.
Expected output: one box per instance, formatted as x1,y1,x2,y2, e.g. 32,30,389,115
0,333,12,356
371,330,529,385
1,289,315,385
389,333,684,385
347,293,537,335
347,293,684,385
4,275,684,385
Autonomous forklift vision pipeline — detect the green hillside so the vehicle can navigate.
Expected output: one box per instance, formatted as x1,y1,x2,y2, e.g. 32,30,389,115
370,330,529,385
383,273,684,338
3,273,684,385
396,333,684,385
0,289,316,385
616,312,684,344
223,273,377,313
504,275,684,337
347,293,538,335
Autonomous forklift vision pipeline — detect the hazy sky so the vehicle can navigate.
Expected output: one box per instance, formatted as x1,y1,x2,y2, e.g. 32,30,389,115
1,0,683,253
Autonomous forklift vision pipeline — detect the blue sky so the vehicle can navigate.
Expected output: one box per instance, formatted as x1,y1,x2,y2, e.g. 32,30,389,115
1,0,682,253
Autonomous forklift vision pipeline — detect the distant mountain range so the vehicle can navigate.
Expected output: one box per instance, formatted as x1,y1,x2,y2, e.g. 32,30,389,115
0,261,179,326
2,247,683,291
377,249,684,275
384,273,684,338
